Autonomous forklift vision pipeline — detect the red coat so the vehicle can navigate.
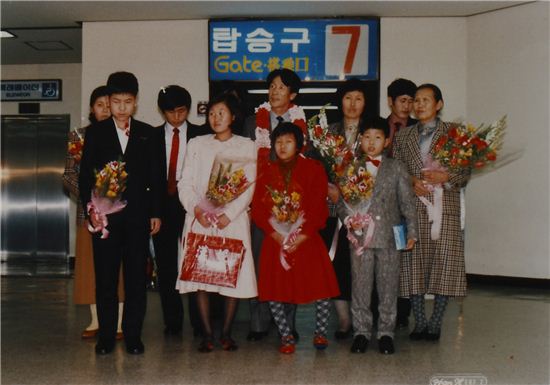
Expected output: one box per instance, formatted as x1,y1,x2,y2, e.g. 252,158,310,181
251,156,340,304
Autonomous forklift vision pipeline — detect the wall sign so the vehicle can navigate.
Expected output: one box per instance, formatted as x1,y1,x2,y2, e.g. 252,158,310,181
209,19,379,81
1,79,62,101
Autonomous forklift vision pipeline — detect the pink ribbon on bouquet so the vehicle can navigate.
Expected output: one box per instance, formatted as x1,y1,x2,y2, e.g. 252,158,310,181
87,194,127,239
420,155,445,240
344,212,375,255
269,215,304,271
197,198,224,227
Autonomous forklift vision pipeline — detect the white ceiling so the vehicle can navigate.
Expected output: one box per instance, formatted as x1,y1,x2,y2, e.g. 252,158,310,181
1,1,531,65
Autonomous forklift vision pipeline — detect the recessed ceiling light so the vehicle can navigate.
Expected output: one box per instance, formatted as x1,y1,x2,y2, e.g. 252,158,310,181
1,30,16,38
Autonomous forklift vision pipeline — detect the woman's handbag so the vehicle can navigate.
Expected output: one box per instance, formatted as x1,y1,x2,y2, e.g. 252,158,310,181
180,220,245,288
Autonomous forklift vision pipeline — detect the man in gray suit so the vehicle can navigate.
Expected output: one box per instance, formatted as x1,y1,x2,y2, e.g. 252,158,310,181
337,117,417,355
242,68,303,341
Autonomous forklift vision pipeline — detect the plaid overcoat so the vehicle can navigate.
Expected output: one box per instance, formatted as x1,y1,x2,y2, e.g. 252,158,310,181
393,120,470,297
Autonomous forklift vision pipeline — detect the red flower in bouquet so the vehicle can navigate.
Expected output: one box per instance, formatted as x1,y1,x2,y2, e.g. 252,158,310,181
88,159,128,238
266,186,304,270
337,158,375,207
206,164,250,206
432,116,506,172
68,136,84,163
307,106,354,182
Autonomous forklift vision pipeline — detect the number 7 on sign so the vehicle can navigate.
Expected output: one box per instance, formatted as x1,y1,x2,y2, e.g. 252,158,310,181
325,25,369,77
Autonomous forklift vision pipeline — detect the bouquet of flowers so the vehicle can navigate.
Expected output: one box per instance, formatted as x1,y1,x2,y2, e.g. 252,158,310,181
420,116,506,240
307,106,354,182
198,154,254,227
68,129,85,164
433,116,506,172
87,159,128,239
337,158,376,254
266,187,304,270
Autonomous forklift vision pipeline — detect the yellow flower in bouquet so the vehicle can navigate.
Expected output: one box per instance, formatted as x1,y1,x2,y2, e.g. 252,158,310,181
206,163,250,206
307,106,354,182
93,160,127,200
433,116,506,172
337,159,375,206
267,187,302,224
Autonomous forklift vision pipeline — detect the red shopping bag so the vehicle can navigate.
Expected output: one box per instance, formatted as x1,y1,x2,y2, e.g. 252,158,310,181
180,228,245,288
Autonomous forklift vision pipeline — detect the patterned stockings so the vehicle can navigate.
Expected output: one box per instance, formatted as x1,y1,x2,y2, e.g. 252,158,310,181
269,299,331,340
410,294,449,332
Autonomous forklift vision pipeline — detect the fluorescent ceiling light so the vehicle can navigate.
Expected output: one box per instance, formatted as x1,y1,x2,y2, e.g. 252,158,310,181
302,106,338,110
1,31,16,38
248,88,337,94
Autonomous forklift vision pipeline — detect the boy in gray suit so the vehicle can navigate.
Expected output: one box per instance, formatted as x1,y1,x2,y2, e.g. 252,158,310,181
337,117,417,355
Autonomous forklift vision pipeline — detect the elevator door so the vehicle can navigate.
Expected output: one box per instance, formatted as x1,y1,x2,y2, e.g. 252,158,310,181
1,115,70,275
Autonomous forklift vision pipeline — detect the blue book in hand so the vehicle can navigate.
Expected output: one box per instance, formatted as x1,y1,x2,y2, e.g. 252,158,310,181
393,222,407,250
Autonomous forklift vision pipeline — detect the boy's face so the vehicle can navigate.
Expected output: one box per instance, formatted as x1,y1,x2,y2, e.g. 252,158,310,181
360,128,390,158
268,76,296,112
163,106,189,128
110,93,136,121
388,94,414,120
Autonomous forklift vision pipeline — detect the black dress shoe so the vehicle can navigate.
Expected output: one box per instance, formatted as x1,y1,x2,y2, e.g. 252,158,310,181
409,326,428,340
95,342,114,355
378,336,395,354
334,329,352,340
350,335,369,353
246,331,267,341
163,326,182,336
126,339,145,354
425,329,441,341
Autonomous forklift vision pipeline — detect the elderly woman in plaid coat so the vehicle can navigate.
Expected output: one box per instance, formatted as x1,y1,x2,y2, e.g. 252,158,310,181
393,83,470,341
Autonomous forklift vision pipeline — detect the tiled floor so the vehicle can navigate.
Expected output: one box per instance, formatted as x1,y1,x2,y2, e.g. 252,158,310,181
1,276,549,385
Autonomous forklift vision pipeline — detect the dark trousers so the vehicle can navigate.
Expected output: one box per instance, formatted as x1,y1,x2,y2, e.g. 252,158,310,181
152,192,201,332
92,212,149,345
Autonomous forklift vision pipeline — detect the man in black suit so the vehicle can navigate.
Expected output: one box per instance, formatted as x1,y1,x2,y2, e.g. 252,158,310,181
386,78,418,158
79,71,163,355
152,85,210,336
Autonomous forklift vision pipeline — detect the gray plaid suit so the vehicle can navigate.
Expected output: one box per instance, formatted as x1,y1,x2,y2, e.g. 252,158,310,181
393,120,470,298
337,155,418,339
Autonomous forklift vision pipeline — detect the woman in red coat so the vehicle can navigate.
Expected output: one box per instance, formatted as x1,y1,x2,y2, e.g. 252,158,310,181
251,122,340,354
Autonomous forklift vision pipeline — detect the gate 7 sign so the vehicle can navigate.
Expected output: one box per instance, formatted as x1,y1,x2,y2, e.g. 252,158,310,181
209,19,379,81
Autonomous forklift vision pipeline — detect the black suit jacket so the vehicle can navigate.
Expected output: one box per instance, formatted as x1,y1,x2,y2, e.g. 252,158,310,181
155,121,211,184
79,118,163,223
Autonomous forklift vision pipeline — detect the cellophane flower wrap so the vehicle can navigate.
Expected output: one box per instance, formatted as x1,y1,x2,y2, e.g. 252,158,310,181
307,106,354,183
337,157,376,254
87,159,128,239
433,116,506,172
198,153,253,227
266,187,304,271
420,116,506,240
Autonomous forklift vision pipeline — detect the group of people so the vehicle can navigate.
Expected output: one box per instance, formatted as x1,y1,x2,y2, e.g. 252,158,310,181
64,68,469,357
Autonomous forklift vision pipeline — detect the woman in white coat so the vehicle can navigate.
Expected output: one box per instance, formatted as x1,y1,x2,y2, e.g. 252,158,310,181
177,93,257,352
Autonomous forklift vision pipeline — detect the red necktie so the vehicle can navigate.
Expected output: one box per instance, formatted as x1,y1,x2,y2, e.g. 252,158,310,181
167,127,180,195
124,121,130,136
366,156,381,167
